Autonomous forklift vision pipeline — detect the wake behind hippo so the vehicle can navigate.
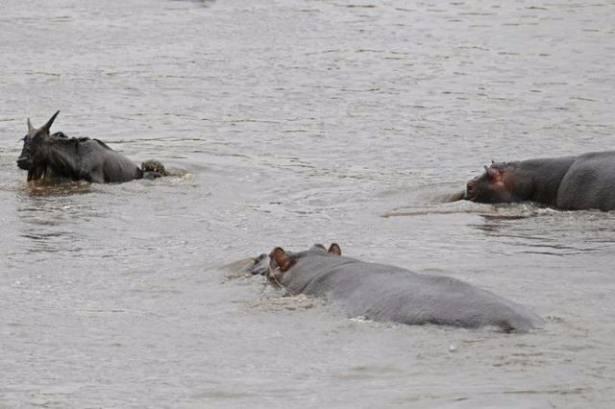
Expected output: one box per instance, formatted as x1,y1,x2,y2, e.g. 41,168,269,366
465,151,615,211
250,244,542,332
17,111,168,183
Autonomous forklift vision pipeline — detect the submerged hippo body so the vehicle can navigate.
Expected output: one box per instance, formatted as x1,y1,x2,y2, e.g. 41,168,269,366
255,244,542,332
466,152,615,210
17,111,167,183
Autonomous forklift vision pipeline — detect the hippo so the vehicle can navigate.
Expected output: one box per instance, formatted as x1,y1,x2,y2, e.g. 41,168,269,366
17,111,168,183
248,244,542,332
465,152,615,210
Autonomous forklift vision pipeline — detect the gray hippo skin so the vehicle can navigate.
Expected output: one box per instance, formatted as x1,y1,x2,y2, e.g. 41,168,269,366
466,152,615,210
254,244,542,332
17,111,168,183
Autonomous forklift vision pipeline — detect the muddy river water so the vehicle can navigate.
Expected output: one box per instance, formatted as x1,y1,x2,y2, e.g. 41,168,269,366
1,0,614,407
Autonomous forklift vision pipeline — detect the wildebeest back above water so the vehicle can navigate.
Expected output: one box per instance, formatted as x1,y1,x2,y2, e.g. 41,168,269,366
17,111,168,183
465,151,615,211
249,244,543,333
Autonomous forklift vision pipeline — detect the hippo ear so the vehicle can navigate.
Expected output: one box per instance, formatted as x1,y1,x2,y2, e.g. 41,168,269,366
270,247,295,272
27,118,33,132
485,166,503,182
41,110,60,134
328,243,342,256
312,243,326,251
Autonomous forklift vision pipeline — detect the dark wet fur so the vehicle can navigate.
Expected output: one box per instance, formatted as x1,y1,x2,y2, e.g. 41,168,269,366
17,112,167,184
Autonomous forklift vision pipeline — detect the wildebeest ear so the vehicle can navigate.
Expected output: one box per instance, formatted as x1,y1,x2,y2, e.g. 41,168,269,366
27,118,33,132
270,247,295,272
41,110,60,134
328,243,341,256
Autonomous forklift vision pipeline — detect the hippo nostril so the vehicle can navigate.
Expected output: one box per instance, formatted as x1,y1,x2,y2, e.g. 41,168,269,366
465,183,475,199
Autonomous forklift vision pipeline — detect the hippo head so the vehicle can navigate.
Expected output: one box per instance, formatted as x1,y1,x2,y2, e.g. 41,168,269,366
266,243,341,287
17,111,60,178
465,162,528,203
246,253,269,276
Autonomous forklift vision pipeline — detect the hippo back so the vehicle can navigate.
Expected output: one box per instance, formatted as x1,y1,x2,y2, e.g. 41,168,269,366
281,255,543,332
556,151,615,211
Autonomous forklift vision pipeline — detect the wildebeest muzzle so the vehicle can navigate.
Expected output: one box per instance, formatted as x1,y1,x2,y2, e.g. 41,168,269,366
17,155,32,170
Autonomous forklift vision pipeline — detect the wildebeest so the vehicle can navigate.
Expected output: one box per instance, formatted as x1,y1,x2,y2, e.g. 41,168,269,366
17,111,168,183
465,152,615,210
248,243,542,332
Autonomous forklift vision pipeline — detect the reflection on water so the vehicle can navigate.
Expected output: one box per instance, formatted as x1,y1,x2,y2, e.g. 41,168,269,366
20,230,81,255
470,209,615,256
19,180,93,197
15,190,95,257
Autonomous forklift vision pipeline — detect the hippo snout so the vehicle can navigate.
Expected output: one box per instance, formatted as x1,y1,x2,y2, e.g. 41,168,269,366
248,253,269,275
17,156,32,170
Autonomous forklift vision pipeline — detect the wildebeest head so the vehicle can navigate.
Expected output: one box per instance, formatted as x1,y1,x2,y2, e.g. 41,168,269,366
17,111,60,180
267,243,341,287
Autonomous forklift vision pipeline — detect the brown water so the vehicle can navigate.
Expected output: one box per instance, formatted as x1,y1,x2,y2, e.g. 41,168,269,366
1,0,615,408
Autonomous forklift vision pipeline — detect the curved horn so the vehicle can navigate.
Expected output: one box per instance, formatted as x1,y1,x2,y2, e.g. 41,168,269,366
41,110,60,133
27,118,33,132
